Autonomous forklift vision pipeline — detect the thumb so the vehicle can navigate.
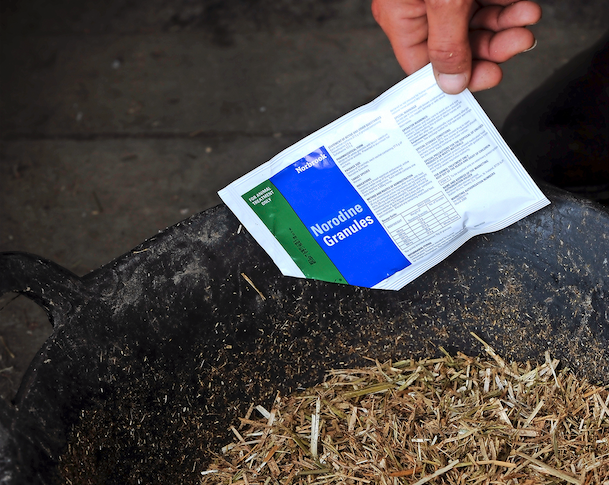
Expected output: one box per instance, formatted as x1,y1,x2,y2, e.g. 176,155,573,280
425,0,474,94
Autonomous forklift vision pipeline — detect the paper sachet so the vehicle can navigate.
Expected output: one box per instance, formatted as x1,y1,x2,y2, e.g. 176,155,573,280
219,64,550,290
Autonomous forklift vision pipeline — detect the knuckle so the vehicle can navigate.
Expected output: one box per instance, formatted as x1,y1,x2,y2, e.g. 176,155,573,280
371,0,381,22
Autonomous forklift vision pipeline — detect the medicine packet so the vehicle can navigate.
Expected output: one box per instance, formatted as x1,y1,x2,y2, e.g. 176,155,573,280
219,64,550,290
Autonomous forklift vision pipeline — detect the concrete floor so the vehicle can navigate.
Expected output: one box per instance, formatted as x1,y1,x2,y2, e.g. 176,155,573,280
1,0,608,401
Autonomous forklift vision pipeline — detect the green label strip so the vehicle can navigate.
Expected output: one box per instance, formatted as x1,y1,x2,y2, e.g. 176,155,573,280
243,181,346,284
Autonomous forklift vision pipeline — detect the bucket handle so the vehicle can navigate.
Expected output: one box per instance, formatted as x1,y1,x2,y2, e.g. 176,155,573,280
0,252,86,329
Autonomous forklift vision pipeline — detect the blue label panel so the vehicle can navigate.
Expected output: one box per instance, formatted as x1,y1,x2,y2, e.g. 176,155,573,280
270,146,410,287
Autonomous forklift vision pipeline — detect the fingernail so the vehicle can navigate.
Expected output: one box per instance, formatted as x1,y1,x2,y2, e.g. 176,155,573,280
436,73,468,94
523,39,537,52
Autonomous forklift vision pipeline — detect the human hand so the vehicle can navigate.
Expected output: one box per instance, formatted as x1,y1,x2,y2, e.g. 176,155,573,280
371,0,542,94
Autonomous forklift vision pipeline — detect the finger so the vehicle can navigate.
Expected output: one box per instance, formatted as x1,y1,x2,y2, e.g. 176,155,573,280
371,0,430,74
468,59,503,91
426,0,476,94
476,0,538,7
470,28,536,63
394,41,433,75
470,1,542,31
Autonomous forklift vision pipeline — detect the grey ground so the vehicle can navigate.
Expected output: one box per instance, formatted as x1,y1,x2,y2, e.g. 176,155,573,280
1,0,608,401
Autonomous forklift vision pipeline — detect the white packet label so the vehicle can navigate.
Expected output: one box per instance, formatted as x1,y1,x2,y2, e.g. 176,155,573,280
219,64,550,290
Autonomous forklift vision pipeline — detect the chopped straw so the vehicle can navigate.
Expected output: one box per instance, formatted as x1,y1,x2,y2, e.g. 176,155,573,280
201,335,609,484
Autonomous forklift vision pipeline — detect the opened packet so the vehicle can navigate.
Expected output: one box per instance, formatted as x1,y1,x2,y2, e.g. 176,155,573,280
219,64,549,290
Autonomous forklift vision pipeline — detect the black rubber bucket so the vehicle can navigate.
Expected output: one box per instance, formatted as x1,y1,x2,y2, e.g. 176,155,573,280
1,184,608,484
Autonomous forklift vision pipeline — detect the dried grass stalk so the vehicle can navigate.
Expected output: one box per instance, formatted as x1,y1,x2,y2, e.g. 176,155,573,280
202,336,609,484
